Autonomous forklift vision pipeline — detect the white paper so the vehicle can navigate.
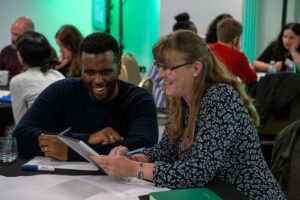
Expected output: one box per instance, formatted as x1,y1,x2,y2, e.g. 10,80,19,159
0,89,10,98
57,135,99,166
25,156,98,171
0,174,169,200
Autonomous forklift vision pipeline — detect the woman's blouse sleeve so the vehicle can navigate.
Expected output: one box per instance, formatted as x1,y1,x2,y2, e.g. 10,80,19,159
144,121,180,163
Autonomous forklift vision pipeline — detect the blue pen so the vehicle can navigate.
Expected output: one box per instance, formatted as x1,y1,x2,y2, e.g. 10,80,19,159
21,164,55,172
124,147,146,156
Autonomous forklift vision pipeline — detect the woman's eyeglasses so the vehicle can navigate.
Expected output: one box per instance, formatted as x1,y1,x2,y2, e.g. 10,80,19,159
154,61,195,75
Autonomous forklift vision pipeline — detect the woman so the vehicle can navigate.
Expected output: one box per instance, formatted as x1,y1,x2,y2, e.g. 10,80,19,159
10,31,64,124
205,13,232,43
55,24,83,77
254,22,300,73
91,30,285,199
173,12,197,33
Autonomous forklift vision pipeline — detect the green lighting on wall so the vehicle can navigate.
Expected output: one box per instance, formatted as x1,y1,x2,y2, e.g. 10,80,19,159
109,0,160,72
92,0,109,32
242,0,258,63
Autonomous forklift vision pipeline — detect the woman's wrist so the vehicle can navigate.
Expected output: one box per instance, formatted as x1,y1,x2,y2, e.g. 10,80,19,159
137,162,144,179
131,161,140,178
139,162,154,181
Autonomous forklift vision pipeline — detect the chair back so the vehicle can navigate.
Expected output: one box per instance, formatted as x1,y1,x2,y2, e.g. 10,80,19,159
254,73,300,166
121,53,141,85
255,73,300,137
258,95,300,136
286,131,300,200
270,120,300,197
138,77,153,94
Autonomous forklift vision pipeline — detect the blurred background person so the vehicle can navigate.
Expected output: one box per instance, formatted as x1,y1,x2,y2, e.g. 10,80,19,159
147,12,198,111
254,22,300,73
55,24,83,77
208,18,257,85
205,13,233,43
173,12,198,33
0,16,34,80
10,31,65,124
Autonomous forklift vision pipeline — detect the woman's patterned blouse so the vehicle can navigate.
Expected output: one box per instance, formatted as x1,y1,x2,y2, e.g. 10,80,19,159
144,84,285,199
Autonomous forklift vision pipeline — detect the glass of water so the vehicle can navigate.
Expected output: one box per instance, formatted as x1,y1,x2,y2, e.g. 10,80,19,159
0,137,18,163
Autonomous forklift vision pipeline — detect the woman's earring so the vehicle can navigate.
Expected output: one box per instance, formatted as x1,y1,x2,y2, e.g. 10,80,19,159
193,73,197,78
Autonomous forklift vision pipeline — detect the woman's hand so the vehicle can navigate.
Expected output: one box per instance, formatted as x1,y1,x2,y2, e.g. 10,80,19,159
274,61,283,71
109,146,128,155
290,36,300,53
129,154,150,163
55,55,71,70
109,146,150,162
91,155,138,178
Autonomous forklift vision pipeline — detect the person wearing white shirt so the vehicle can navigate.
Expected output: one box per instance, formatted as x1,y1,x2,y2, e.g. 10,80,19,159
10,31,64,124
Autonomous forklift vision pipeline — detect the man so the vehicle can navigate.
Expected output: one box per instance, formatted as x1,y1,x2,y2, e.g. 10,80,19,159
13,32,158,161
208,18,257,85
0,16,34,80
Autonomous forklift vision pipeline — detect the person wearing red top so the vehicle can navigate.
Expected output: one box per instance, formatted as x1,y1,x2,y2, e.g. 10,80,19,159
208,18,257,85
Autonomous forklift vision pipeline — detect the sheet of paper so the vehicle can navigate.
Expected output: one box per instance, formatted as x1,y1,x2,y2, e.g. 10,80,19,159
25,156,98,171
0,174,169,200
0,89,10,98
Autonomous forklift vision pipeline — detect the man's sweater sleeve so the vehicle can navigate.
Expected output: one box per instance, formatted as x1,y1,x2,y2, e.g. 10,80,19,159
119,92,159,150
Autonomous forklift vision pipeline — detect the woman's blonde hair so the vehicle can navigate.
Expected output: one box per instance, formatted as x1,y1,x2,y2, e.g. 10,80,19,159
152,30,259,150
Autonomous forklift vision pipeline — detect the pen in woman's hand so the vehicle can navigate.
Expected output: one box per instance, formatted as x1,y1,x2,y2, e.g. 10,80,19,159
122,147,145,156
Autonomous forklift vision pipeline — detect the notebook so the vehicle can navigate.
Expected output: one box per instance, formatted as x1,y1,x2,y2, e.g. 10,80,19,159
149,187,222,200
57,128,100,167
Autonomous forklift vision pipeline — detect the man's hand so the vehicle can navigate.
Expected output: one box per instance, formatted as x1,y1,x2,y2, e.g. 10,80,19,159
88,127,123,145
38,134,68,161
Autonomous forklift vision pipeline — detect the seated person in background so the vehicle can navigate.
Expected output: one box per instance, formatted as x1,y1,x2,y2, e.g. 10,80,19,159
208,18,257,85
172,12,198,33
10,31,65,124
147,62,165,110
254,22,300,73
55,24,83,77
13,32,158,161
205,13,232,43
91,30,285,199
0,16,34,80
147,12,197,110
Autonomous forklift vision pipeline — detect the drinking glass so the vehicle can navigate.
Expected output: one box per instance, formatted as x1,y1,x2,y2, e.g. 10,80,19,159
0,137,18,162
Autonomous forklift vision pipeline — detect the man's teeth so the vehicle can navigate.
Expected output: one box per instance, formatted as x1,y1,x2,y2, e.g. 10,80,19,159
94,87,105,92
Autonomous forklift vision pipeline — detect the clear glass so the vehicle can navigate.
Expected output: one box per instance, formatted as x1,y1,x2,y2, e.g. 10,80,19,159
0,137,18,163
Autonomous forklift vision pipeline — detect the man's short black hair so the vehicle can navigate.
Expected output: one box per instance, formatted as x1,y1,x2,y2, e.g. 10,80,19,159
80,32,120,62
